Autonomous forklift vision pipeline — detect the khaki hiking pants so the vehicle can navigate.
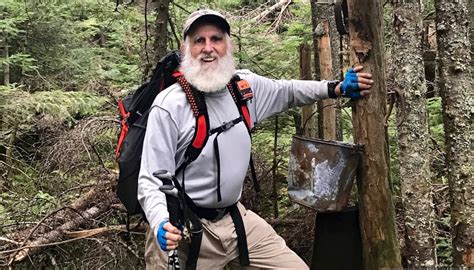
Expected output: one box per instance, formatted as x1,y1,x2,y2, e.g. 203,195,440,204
145,202,309,270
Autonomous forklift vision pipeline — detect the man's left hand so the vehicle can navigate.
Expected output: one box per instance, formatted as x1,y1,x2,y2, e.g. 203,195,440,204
337,66,373,100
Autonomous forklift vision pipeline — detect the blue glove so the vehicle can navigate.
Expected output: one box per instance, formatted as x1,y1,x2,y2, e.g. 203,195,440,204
340,68,362,100
157,220,168,251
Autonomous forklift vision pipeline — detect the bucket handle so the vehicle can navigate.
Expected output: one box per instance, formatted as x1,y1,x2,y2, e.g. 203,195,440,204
300,102,336,135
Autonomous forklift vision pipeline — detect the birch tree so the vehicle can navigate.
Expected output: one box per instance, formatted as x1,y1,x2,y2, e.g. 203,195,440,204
434,0,473,266
392,0,437,266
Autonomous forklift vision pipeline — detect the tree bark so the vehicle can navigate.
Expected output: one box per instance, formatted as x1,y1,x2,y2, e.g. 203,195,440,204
310,0,321,81
470,0,473,67
434,0,473,266
316,19,336,140
347,0,402,268
153,0,171,64
392,0,437,267
311,1,342,140
299,43,316,137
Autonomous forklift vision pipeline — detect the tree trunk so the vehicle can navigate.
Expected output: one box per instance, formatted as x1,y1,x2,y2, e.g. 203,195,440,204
470,0,473,67
310,0,322,81
311,1,342,140
153,0,171,64
392,0,437,267
347,0,402,268
299,43,316,137
316,19,336,140
434,0,473,266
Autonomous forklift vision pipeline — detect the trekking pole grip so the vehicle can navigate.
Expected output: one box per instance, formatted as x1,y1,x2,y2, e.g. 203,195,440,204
153,170,182,228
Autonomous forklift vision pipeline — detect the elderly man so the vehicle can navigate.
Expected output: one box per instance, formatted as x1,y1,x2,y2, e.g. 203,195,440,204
138,9,373,269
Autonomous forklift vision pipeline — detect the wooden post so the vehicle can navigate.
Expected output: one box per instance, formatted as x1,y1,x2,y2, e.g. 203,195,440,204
346,0,402,268
299,43,316,137
316,20,336,140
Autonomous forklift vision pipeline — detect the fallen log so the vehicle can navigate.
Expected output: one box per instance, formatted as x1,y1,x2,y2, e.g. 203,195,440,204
3,180,119,266
10,204,108,264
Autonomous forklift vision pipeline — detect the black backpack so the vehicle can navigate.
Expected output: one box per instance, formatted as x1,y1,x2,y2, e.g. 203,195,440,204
115,51,258,216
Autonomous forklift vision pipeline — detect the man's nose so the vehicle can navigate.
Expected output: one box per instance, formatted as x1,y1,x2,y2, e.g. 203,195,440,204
202,41,214,53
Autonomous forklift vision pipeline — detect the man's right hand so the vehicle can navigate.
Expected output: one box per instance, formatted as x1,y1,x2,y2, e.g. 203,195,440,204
337,66,373,99
157,220,182,251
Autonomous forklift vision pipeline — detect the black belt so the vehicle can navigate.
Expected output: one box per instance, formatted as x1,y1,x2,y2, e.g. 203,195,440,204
193,204,234,221
190,203,250,266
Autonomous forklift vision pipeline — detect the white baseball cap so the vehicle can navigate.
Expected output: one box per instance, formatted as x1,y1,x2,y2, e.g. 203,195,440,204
183,9,230,38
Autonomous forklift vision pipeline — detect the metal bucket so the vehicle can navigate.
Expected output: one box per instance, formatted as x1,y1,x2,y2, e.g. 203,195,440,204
287,135,362,212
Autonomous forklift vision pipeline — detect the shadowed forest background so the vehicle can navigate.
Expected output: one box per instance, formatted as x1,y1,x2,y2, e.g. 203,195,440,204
0,0,472,269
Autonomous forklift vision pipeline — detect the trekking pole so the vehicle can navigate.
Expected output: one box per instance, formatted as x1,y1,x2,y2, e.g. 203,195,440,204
153,170,182,270
154,170,203,270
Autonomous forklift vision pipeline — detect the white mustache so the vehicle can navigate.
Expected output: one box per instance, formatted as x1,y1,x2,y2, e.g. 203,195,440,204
198,53,218,61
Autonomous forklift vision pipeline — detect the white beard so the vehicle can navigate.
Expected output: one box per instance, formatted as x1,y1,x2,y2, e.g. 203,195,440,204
180,43,236,93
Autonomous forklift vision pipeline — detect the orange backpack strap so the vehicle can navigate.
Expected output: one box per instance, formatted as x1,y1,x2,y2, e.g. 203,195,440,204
115,99,130,158
228,76,259,192
227,75,253,132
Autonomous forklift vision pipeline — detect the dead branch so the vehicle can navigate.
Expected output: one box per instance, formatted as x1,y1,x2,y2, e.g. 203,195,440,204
70,180,114,210
0,237,20,245
80,117,117,162
252,0,292,23
117,238,142,260
58,183,100,197
3,180,117,265
9,204,110,264
63,223,144,239
6,206,83,264
265,0,292,35
42,116,116,173
265,218,301,226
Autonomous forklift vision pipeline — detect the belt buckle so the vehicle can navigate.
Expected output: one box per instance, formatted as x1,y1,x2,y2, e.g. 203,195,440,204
213,208,227,221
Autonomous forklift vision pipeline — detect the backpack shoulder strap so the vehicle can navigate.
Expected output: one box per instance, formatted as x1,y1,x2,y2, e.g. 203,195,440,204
173,72,210,173
227,75,253,133
228,75,260,192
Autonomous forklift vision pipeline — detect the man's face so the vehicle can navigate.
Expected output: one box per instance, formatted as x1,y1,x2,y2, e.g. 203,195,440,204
180,22,235,93
186,24,228,68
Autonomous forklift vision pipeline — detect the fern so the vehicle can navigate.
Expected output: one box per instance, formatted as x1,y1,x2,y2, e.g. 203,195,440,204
0,85,108,128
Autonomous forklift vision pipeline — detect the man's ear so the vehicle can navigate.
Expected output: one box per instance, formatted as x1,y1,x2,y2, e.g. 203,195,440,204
180,42,185,54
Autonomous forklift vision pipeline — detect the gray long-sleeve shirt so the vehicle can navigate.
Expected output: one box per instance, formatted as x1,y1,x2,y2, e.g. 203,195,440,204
137,69,332,233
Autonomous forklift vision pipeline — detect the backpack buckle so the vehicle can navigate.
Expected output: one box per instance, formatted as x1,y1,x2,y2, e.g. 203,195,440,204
213,208,228,221
223,120,235,131
210,117,243,135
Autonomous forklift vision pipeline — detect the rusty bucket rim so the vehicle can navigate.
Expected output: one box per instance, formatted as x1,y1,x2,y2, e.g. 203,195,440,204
292,135,363,152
